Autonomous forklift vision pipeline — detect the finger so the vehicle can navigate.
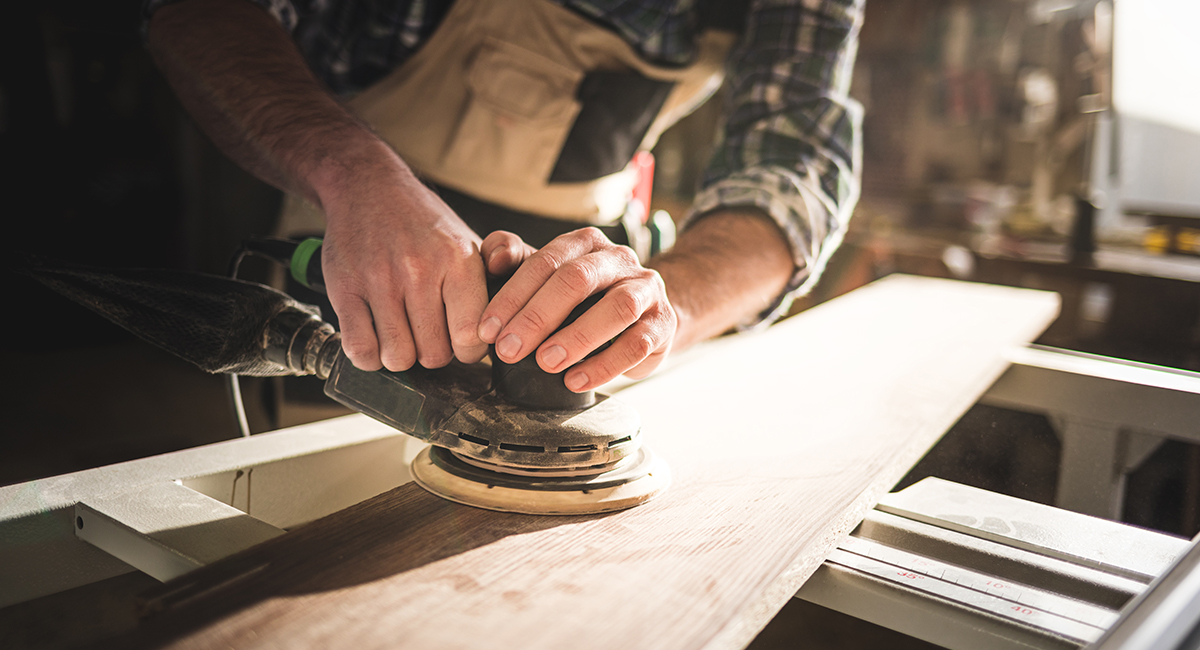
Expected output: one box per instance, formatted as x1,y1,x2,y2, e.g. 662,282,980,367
328,291,383,371
477,231,539,344
405,280,454,369
534,279,654,373
562,317,672,392
623,344,669,380
444,254,489,364
369,291,418,372
495,245,640,364
482,228,609,341
480,230,536,277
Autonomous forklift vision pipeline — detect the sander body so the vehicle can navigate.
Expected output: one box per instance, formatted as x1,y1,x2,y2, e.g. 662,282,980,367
24,238,669,515
323,347,667,514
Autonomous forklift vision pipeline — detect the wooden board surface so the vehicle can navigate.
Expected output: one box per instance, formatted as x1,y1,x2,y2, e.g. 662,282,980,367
114,276,1059,650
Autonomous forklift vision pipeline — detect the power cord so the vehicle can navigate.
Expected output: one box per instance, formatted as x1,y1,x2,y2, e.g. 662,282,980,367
226,247,253,438
225,236,325,438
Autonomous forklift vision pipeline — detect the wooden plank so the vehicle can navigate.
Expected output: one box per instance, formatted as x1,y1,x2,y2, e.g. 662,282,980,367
119,275,1059,650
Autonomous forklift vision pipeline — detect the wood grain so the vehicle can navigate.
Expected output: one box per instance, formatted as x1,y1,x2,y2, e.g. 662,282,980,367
113,276,1059,650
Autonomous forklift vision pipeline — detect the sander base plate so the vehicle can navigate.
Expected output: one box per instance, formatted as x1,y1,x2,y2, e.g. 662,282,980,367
411,446,670,515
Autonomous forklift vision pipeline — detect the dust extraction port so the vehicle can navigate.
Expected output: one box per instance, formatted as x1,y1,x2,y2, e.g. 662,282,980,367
557,444,599,453
457,433,490,446
498,442,544,453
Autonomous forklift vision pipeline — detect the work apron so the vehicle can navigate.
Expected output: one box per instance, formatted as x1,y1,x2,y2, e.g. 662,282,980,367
277,0,737,252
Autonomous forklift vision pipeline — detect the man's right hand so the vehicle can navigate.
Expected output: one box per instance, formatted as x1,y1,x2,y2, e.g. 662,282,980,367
315,156,492,372
149,0,494,373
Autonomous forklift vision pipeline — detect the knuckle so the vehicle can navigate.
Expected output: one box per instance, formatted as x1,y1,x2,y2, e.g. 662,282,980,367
663,304,679,330
531,250,564,278
450,321,483,349
589,356,620,384
339,325,377,355
342,339,381,369
342,339,376,361
558,260,597,294
581,227,606,245
361,263,392,287
481,231,505,247
491,230,521,248
613,245,639,265
493,294,526,319
625,331,656,362
453,240,480,261
626,351,666,380
399,257,429,285
330,276,370,302
642,267,666,289
565,226,599,242
564,328,594,356
374,320,408,343
610,286,645,323
515,308,550,333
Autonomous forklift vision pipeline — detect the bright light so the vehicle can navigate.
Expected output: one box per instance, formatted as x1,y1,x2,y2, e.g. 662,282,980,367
1113,0,1200,134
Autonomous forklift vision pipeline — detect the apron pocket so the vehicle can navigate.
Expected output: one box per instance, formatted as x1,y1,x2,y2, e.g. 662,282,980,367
441,37,583,184
549,71,675,184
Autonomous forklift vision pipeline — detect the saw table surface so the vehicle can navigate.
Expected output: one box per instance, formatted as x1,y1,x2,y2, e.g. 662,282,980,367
106,275,1059,650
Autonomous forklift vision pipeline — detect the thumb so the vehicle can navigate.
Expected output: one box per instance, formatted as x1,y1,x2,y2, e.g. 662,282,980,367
481,230,537,276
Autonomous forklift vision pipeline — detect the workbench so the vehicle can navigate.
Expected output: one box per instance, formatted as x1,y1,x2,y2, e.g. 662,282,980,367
1,275,1064,648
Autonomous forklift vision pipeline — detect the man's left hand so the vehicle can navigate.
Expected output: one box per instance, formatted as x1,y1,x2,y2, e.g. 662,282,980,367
477,228,677,392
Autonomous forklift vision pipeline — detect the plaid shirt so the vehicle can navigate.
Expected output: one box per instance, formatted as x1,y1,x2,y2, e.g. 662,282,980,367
145,0,863,325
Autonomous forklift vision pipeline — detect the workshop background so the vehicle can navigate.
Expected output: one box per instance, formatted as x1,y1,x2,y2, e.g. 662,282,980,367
3,0,1198,647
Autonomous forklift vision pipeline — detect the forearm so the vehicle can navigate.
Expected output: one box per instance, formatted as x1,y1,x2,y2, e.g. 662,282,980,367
146,0,407,209
649,209,794,352
680,0,864,335
149,0,491,372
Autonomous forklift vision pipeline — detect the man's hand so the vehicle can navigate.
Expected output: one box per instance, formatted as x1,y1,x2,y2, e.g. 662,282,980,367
149,0,490,373
148,0,797,380
318,160,490,372
478,228,677,392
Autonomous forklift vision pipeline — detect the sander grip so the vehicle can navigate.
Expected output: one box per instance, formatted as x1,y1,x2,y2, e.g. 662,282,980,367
488,285,608,410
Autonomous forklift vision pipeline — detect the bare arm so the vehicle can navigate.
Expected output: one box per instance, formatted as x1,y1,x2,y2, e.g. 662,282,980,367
148,0,489,371
148,0,361,204
150,0,796,391
649,209,793,351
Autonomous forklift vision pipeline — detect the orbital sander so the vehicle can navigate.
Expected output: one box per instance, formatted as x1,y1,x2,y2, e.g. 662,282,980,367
24,238,669,515
324,326,668,515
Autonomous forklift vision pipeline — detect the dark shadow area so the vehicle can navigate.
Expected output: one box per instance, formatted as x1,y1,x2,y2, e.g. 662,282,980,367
1125,439,1200,537
747,598,938,650
897,403,1200,539
2,1,291,488
896,404,1061,506
0,571,160,650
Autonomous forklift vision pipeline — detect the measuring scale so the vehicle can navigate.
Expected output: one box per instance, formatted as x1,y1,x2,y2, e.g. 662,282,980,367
798,478,1190,649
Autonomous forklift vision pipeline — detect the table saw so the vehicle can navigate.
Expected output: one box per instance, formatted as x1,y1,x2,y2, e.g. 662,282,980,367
3,275,1199,649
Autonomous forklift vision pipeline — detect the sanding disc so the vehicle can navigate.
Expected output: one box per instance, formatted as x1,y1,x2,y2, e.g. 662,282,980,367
411,445,670,515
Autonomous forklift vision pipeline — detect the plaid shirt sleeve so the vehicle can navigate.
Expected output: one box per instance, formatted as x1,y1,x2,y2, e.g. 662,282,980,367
686,0,865,328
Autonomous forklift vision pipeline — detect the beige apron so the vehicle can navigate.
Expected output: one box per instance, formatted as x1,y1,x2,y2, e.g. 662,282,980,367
277,0,736,237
